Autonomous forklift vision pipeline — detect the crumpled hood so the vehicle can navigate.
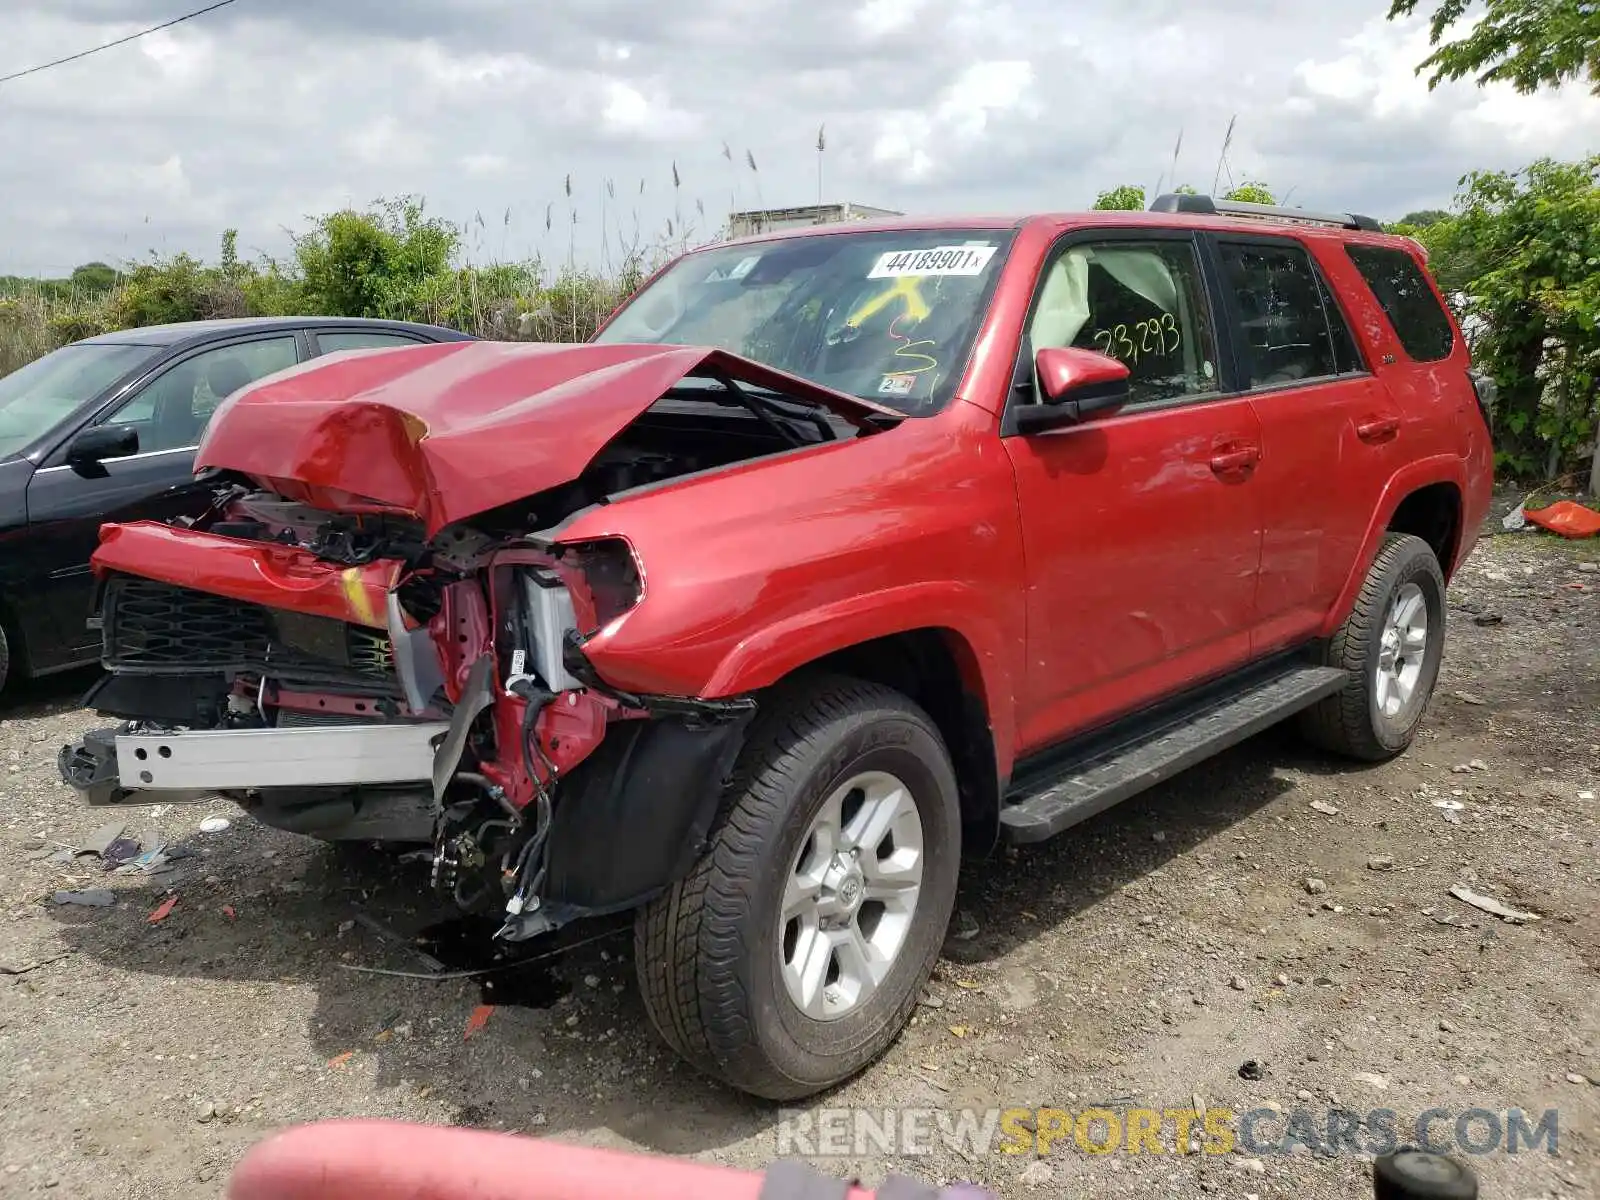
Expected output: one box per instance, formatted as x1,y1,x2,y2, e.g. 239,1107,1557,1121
196,341,900,536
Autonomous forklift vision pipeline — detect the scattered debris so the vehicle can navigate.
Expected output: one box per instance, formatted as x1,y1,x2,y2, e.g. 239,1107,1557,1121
1580,791,1596,802
79,822,125,858
1309,800,1340,816
1566,1072,1592,1086
946,910,980,943
0,953,69,976
1449,885,1539,924
1452,691,1487,706
1238,1060,1264,1081
1304,877,1328,895
102,837,141,867
1151,830,1166,844
1275,974,1290,988
1472,612,1504,627
1230,975,1247,991
198,817,231,834
1433,800,1466,811
464,1004,495,1039
221,905,236,920
1367,856,1395,872
1352,1072,1390,1091
353,912,447,973
1239,1158,1266,1175
195,1101,217,1124
948,1025,968,1039
327,1051,354,1069
918,991,945,1010
148,896,178,924
1018,1161,1054,1187
51,889,115,908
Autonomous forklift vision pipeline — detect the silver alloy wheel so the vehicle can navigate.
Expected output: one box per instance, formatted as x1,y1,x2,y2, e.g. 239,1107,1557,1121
779,770,925,1022
1375,581,1429,722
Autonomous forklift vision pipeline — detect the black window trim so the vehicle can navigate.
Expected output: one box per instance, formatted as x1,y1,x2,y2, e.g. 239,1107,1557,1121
1203,230,1374,399
39,329,306,470
1000,226,1242,438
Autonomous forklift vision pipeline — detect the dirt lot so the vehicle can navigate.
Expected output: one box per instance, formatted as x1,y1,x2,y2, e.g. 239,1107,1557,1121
1,522,1597,1200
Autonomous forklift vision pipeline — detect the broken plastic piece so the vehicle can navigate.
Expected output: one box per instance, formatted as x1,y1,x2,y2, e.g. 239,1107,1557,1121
1524,500,1600,539
52,889,116,908
1448,884,1538,924
148,896,179,924
464,1004,495,1040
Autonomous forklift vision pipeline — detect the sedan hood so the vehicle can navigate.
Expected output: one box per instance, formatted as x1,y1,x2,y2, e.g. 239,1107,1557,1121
196,341,900,536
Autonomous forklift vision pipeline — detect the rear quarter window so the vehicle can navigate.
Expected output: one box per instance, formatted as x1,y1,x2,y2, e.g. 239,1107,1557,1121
1344,244,1455,363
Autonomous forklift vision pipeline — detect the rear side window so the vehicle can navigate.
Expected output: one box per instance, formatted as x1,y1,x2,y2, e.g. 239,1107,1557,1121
1344,244,1454,362
1217,241,1362,389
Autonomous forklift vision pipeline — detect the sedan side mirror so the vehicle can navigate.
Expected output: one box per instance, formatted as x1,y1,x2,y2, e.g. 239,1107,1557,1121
66,425,139,476
1014,347,1131,434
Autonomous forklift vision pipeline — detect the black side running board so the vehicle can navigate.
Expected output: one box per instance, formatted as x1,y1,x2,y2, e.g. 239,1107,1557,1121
1000,661,1350,844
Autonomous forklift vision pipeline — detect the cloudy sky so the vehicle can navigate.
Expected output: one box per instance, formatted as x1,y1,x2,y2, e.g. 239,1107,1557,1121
0,0,1595,277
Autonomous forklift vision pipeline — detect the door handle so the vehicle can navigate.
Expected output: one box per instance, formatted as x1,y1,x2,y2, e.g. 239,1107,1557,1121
1356,415,1400,443
1209,446,1260,474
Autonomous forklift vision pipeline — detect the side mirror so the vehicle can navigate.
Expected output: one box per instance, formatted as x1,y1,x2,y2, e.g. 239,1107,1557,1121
1015,347,1131,434
66,425,139,476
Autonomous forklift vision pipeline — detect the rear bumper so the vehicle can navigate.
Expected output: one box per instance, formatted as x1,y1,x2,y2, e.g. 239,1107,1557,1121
59,722,449,806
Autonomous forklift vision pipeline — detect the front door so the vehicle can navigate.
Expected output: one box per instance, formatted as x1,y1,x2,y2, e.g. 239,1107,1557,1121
25,334,302,664
1002,231,1264,754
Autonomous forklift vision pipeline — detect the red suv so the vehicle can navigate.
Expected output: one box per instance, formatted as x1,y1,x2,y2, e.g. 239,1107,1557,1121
59,194,1493,1100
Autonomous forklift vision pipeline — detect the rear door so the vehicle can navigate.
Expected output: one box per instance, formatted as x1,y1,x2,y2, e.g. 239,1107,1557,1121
25,333,303,660
1206,234,1394,655
1002,229,1266,752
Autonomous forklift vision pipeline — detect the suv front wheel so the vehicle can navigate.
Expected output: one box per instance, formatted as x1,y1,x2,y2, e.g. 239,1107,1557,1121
1300,532,1448,762
634,674,962,1101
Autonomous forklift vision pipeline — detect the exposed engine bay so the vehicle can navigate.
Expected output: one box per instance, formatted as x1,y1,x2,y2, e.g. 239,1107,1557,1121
55,390,860,940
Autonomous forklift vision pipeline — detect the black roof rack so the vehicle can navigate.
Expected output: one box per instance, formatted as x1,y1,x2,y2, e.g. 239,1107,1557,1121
1148,192,1383,233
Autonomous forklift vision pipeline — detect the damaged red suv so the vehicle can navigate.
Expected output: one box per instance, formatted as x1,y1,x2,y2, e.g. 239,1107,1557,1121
60,194,1493,1100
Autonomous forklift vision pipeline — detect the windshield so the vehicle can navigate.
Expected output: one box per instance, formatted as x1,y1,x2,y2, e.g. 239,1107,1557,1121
0,342,158,459
594,227,1017,414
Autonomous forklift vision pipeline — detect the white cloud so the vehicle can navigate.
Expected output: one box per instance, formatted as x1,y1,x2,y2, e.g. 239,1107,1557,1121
0,1,1594,276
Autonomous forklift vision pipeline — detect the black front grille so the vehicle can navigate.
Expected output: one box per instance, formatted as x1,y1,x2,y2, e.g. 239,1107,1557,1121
103,575,397,689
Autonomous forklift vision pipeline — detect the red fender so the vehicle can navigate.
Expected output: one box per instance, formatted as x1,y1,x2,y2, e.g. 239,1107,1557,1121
1318,454,1470,639
699,580,1021,778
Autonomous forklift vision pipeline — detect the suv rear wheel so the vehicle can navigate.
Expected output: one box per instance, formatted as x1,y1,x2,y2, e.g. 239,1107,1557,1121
1300,532,1447,761
634,673,962,1100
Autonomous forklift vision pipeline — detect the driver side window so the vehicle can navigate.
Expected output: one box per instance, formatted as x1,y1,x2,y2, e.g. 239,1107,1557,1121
1028,240,1219,406
100,336,299,454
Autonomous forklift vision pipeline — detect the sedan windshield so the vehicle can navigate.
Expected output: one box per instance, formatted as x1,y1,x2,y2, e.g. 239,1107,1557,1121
594,227,1016,414
0,343,158,459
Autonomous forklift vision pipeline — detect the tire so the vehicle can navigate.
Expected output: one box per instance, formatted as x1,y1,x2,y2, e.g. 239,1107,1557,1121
0,622,10,696
1299,532,1447,762
634,673,962,1101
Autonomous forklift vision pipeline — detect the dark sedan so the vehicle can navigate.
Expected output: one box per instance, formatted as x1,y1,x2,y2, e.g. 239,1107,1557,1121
0,315,473,694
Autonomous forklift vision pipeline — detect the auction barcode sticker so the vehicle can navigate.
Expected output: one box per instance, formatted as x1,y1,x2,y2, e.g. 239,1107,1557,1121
868,245,997,278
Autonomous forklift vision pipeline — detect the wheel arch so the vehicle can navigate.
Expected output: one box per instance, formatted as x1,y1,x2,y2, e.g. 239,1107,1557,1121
806,628,1002,860
1319,457,1467,639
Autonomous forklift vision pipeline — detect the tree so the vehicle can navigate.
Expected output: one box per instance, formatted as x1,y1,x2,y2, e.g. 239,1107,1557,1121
1092,185,1146,211
1387,0,1600,96
293,197,460,319
1395,208,1452,228
1418,156,1600,486
69,262,118,293
1222,182,1276,205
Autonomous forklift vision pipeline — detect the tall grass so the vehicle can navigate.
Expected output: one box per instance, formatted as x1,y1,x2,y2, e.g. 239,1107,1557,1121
0,188,719,376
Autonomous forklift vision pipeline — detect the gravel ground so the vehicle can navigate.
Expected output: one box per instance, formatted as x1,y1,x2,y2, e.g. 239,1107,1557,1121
1,522,1596,1200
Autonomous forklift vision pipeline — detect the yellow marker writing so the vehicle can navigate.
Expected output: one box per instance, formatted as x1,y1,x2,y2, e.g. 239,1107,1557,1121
848,275,931,328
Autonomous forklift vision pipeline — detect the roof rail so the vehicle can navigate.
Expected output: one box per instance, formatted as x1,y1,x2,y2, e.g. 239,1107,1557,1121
1148,192,1383,233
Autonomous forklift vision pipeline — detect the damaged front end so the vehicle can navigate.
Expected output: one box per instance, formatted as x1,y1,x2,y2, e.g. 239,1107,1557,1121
59,501,753,943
